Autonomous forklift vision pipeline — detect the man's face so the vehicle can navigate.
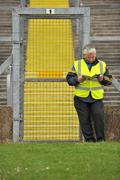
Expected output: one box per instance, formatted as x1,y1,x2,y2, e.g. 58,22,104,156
84,52,96,63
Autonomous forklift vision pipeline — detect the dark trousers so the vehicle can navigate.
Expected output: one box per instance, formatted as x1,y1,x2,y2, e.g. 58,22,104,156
74,96,105,142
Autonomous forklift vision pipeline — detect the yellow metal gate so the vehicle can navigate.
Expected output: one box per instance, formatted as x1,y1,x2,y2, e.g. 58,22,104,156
24,17,80,141
22,0,86,141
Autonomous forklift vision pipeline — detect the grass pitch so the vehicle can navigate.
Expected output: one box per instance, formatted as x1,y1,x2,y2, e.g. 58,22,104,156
0,142,120,180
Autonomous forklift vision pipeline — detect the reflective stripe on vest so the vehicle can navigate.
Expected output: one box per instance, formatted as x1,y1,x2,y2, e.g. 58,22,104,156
76,85,104,90
78,60,81,76
99,60,104,75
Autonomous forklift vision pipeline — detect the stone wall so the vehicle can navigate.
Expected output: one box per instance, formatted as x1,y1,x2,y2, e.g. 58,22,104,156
0,106,13,143
105,106,120,141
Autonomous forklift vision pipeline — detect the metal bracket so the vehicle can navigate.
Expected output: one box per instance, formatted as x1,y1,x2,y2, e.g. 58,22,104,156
14,114,23,122
6,64,12,74
14,119,20,121
12,39,23,44
0,55,13,75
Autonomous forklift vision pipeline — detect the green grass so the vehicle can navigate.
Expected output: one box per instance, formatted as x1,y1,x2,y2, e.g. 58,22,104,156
0,142,120,180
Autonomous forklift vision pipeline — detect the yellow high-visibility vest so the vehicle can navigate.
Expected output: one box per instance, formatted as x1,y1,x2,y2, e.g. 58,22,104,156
74,59,106,99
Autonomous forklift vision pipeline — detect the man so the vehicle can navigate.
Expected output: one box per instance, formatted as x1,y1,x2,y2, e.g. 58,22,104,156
66,44,112,142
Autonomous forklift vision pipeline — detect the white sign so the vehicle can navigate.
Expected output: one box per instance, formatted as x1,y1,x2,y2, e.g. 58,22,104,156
46,9,55,14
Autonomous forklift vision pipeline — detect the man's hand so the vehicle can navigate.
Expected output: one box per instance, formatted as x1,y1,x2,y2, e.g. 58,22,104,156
97,75,104,82
77,76,86,83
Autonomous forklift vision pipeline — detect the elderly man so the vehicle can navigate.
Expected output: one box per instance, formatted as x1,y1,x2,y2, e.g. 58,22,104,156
66,44,112,142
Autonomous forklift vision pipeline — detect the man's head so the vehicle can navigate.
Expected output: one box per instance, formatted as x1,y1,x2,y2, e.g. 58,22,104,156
83,44,97,63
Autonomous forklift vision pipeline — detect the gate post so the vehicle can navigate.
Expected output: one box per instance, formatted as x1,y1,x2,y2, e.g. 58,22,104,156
12,9,21,142
82,7,90,48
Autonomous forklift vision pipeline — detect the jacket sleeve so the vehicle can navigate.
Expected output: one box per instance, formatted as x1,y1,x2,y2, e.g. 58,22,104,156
100,66,112,86
66,65,79,86
66,72,79,86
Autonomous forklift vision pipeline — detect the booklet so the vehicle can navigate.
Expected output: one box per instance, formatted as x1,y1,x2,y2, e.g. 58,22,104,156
82,74,100,80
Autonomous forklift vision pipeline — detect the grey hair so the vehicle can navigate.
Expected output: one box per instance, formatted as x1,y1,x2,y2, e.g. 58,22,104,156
83,44,96,54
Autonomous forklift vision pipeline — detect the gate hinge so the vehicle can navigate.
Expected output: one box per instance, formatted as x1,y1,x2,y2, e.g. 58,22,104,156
14,117,23,122
12,40,23,44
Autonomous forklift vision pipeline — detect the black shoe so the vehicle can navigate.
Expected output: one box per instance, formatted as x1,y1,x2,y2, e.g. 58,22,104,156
86,139,96,143
97,138,105,142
